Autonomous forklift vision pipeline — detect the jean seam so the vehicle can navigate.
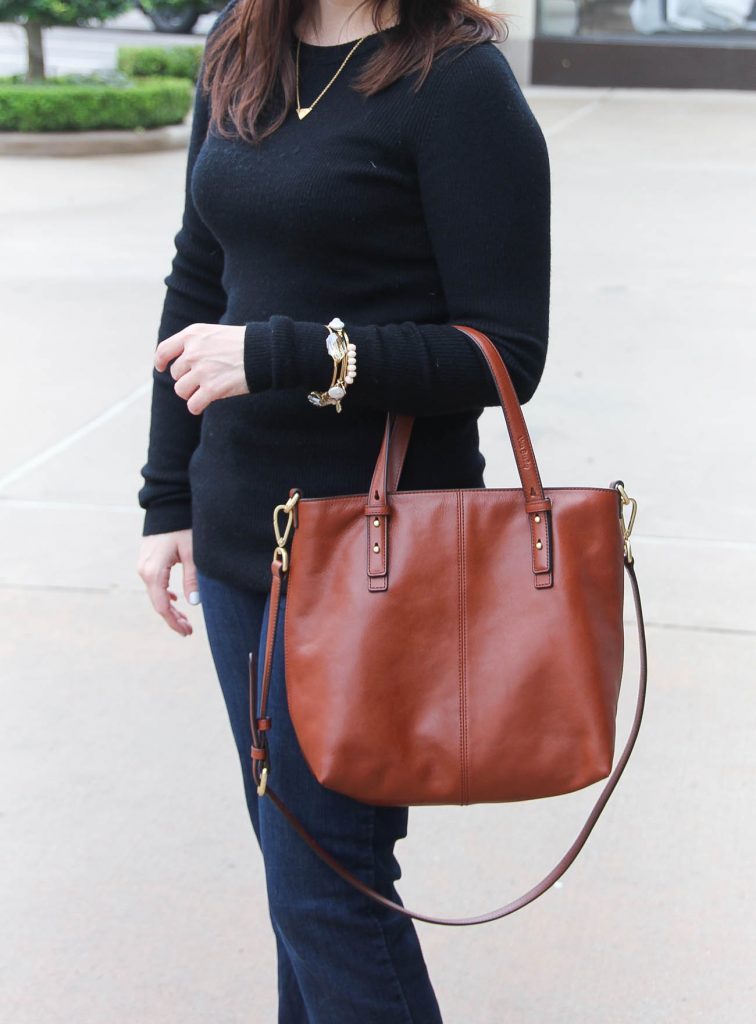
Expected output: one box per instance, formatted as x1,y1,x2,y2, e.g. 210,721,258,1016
364,806,418,1024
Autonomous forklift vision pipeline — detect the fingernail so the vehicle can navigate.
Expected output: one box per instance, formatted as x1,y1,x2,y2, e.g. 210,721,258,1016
189,591,201,605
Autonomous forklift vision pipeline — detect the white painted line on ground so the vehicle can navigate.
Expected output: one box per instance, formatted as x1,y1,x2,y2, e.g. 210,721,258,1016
0,379,151,491
0,499,142,512
633,535,756,552
632,620,756,638
542,92,613,139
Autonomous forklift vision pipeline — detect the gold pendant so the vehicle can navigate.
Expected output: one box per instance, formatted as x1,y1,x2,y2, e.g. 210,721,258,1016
297,107,312,120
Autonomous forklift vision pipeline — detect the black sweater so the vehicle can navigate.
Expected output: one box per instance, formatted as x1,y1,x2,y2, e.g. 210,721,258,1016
138,4,551,593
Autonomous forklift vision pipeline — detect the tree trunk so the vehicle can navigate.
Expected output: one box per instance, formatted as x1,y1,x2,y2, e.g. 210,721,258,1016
24,20,45,82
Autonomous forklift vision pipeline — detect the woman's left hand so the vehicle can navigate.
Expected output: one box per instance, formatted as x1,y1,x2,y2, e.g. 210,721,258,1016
154,323,249,415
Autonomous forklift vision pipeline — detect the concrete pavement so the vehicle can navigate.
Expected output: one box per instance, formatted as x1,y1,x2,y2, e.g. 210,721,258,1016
1,86,755,1022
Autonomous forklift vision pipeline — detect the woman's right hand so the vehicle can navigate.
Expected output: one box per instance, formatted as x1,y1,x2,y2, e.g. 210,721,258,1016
136,529,199,637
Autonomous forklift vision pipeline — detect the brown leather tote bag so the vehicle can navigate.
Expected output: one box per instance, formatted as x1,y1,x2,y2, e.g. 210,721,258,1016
250,325,647,926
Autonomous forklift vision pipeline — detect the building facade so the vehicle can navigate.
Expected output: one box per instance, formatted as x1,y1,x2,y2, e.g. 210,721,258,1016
491,0,756,88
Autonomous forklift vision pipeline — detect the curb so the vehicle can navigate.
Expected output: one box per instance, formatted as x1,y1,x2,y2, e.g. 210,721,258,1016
0,120,190,157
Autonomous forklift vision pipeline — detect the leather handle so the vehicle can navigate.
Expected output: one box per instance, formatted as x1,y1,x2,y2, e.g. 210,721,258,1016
366,413,413,504
367,326,553,589
369,325,547,509
252,557,648,927
386,414,413,493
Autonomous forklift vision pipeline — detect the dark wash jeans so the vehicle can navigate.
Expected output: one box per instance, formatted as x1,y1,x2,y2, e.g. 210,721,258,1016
196,568,443,1024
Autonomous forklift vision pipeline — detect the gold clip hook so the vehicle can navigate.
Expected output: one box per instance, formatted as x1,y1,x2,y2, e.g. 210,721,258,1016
272,492,301,573
615,482,638,564
273,504,294,549
257,766,269,798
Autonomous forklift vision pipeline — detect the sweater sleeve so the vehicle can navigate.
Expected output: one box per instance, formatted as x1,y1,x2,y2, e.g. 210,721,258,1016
242,43,550,415
137,46,228,535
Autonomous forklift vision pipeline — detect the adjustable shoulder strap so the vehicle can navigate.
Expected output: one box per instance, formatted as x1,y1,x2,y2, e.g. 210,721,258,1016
250,559,647,927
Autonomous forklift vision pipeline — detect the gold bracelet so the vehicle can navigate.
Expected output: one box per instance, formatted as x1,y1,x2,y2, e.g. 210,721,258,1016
307,318,357,413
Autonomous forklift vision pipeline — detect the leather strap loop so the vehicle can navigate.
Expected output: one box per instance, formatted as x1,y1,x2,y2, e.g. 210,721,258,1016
525,498,552,515
251,557,647,926
365,415,413,590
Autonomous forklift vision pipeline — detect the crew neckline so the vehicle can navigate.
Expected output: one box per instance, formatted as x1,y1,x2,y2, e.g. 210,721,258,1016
292,24,401,64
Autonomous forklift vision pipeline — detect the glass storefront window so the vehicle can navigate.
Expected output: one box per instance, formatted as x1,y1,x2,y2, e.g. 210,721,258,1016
537,0,756,38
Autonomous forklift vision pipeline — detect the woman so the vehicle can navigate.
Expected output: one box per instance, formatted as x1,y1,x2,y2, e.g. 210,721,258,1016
137,0,550,1019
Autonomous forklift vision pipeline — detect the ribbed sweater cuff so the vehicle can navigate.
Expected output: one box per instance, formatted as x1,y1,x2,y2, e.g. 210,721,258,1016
142,500,192,536
244,316,331,394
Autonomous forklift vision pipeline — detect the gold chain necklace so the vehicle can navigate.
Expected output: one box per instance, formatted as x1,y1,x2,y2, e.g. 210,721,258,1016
295,35,366,120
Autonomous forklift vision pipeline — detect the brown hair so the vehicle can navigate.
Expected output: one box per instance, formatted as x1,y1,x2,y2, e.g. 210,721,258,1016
203,0,508,144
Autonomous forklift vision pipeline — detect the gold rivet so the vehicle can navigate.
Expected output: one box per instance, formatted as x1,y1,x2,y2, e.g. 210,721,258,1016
373,518,380,527
536,540,543,550
373,543,381,554
534,515,541,523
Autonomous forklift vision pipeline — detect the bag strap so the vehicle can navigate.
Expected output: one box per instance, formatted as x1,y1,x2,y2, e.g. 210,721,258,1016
249,555,648,927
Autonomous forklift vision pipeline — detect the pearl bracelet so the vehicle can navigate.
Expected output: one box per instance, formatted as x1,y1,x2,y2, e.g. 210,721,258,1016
307,318,357,413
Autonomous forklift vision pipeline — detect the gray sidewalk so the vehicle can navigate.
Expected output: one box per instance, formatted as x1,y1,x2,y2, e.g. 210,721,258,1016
1,87,755,1023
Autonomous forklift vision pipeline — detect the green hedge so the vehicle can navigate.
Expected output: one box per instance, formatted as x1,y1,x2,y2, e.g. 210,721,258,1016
0,76,193,132
117,45,204,82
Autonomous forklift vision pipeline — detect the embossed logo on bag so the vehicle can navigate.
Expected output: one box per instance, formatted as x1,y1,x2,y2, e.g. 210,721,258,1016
517,434,532,470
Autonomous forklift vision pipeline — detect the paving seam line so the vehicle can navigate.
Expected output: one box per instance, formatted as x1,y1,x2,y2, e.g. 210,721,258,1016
0,379,151,491
542,90,614,140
